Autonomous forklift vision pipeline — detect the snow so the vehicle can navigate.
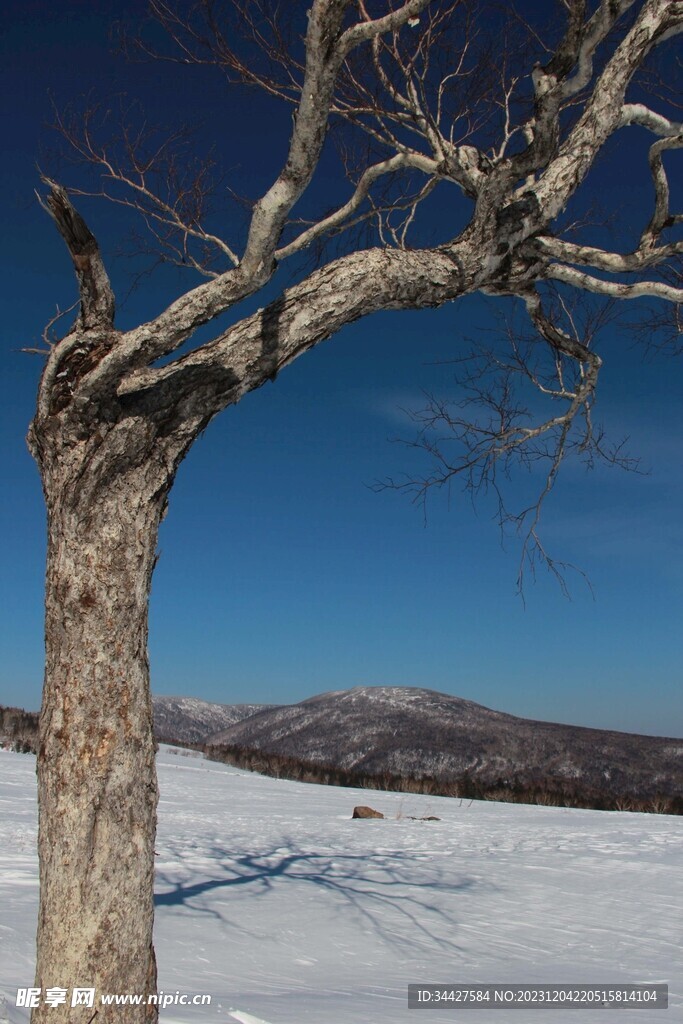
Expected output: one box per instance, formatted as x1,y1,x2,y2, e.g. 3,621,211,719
1,744,681,1024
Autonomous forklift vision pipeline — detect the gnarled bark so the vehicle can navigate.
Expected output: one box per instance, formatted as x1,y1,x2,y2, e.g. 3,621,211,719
30,430,174,1022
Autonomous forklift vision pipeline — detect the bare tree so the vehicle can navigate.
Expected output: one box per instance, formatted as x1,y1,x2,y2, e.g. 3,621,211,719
27,1,681,1020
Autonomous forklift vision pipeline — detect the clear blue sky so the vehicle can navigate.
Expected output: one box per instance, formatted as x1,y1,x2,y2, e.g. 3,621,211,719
1,0,681,735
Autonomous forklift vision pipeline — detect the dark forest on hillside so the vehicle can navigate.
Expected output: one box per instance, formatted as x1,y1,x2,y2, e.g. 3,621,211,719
204,741,682,816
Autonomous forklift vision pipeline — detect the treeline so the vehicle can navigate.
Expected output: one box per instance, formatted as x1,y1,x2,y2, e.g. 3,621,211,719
204,741,683,816
0,705,39,753
4,709,680,816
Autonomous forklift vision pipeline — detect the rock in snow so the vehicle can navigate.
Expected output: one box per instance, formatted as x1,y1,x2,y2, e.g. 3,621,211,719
0,745,681,1023
351,805,384,819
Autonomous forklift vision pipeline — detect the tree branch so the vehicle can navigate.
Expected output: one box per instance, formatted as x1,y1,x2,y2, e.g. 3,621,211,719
36,178,115,332
559,0,637,100
547,262,683,302
34,0,683,592
534,0,683,221
373,286,615,595
71,0,448,388
275,149,438,259
619,102,683,135
116,246,466,403
241,0,434,277
640,133,683,249
340,0,433,52
530,235,683,272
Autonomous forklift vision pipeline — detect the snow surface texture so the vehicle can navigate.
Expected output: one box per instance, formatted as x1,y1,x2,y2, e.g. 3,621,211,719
1,745,681,1024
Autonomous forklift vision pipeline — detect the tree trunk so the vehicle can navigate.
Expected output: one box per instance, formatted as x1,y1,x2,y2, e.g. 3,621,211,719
32,449,169,1024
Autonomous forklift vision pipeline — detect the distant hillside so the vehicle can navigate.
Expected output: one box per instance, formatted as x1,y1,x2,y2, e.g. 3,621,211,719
5,687,682,811
0,696,277,752
0,705,39,753
152,695,277,743
206,686,683,804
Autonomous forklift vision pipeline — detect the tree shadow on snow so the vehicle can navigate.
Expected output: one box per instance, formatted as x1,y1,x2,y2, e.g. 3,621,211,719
155,843,491,952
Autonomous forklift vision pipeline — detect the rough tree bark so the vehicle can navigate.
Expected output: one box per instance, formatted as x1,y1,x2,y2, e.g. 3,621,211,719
29,339,230,1021
25,0,682,1020
34,470,163,1022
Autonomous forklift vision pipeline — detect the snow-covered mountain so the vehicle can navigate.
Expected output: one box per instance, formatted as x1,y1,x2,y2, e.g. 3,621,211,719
152,695,279,744
0,696,277,751
206,685,683,800
5,687,681,804
1,745,681,1023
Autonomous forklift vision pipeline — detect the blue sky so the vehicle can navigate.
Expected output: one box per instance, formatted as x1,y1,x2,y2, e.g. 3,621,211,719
1,0,682,735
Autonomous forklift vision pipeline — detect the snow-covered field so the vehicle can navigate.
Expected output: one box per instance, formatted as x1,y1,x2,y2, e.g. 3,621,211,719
1,745,681,1023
